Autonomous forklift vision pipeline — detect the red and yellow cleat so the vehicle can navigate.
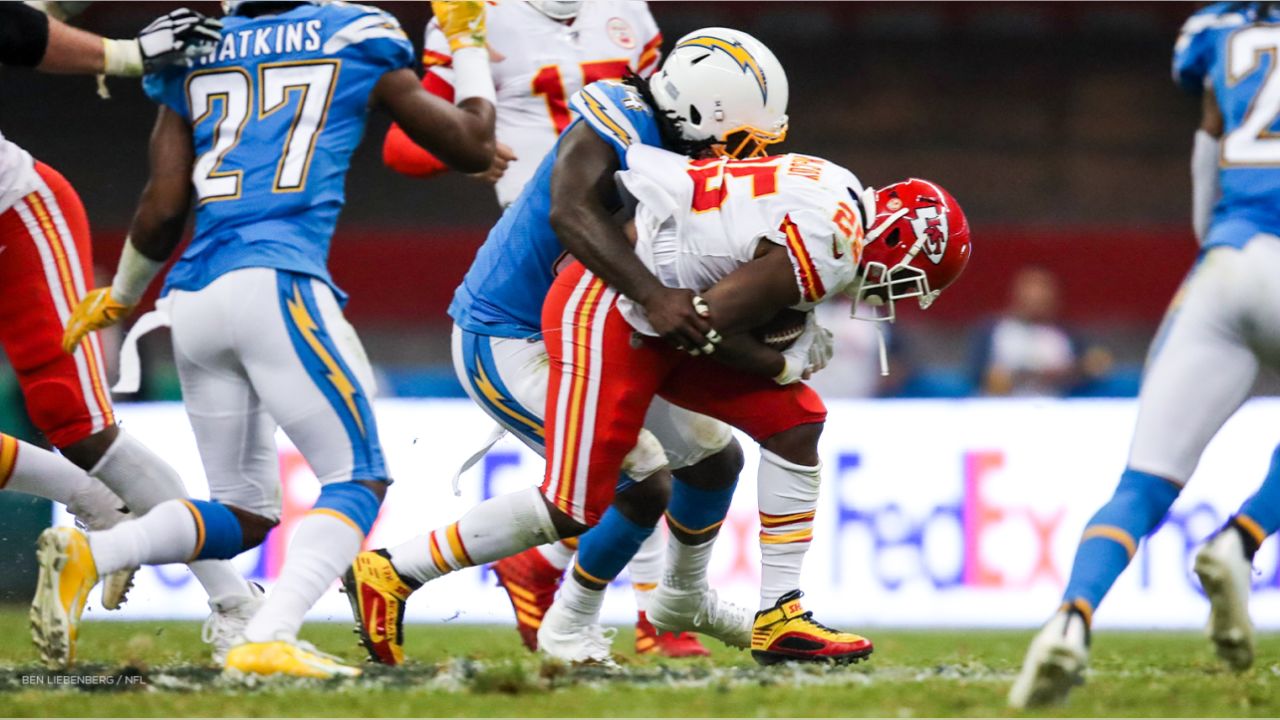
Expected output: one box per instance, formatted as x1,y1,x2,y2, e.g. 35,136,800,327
491,548,564,652
636,611,711,657
751,590,873,666
341,549,415,666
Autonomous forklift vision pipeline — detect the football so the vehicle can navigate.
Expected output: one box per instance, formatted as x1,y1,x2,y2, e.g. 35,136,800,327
752,308,810,349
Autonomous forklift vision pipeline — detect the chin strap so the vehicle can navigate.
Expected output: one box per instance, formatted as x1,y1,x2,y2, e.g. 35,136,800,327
874,323,889,377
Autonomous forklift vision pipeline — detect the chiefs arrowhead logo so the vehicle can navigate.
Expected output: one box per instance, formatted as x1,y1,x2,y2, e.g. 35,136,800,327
910,206,948,265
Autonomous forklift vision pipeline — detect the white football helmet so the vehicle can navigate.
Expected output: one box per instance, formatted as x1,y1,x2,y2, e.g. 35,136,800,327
649,28,789,159
527,0,584,20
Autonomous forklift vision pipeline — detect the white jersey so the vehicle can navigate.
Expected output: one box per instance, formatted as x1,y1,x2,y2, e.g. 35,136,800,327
423,0,661,205
0,130,40,216
616,145,869,336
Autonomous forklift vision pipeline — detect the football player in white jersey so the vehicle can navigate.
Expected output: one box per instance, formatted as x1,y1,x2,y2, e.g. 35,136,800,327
381,0,703,658
534,146,971,664
384,0,662,206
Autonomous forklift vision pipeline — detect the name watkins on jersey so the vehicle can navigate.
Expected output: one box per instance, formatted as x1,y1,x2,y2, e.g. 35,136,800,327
198,20,323,66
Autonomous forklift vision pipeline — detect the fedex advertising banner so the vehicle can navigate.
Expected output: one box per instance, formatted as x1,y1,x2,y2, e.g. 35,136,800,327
56,399,1280,629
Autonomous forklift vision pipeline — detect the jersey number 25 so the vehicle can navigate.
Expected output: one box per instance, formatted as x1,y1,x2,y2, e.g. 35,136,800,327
186,60,338,203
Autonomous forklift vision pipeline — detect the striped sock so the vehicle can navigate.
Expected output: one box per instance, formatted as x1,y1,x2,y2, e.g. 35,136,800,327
758,449,820,609
1061,469,1181,621
389,487,558,585
628,530,665,611
1232,442,1280,558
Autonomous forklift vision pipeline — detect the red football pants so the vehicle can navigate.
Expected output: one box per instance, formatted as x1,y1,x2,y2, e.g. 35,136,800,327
541,262,827,524
0,162,114,447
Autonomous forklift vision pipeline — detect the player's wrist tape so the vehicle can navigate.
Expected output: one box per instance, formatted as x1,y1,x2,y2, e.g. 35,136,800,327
102,38,144,77
110,239,164,306
450,46,495,106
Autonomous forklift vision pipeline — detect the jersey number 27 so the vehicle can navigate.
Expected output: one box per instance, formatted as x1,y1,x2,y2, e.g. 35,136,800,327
186,60,338,203
1225,27,1280,165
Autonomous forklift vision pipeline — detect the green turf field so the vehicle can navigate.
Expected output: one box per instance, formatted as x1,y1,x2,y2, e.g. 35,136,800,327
0,607,1274,717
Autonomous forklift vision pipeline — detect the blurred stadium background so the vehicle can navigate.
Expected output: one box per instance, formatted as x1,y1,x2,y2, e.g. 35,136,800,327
5,2,1275,634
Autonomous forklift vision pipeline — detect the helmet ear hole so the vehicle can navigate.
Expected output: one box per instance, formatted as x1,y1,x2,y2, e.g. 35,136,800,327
689,106,702,126
884,228,901,248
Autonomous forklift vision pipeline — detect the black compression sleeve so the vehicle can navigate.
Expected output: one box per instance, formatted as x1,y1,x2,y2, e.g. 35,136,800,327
0,4,51,67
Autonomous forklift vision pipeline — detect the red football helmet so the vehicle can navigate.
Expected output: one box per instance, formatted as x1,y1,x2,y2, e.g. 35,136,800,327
849,178,971,322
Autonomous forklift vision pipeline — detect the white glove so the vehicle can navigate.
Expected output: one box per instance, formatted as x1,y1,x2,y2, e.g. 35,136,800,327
136,8,222,71
773,313,828,385
807,320,834,375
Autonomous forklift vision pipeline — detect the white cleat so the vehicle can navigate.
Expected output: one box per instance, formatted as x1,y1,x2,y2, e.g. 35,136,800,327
1008,606,1090,710
647,583,751,649
1194,526,1254,671
203,583,266,665
535,602,618,667
100,568,138,611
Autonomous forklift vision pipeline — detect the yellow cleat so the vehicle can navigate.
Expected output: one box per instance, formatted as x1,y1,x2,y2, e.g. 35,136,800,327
30,527,99,669
341,549,416,665
224,639,361,679
751,590,873,666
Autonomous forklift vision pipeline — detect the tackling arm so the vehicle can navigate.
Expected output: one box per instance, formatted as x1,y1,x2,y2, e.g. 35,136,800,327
3,5,222,78
549,124,714,351
694,244,803,379
373,68,495,174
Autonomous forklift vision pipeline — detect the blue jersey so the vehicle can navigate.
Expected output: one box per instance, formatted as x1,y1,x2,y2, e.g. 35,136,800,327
449,80,664,337
1175,2,1280,249
143,2,413,300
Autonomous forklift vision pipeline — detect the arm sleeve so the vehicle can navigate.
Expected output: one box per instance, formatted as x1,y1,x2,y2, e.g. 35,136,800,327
633,6,662,77
569,82,646,163
1191,128,1221,243
382,71,456,177
766,208,858,309
0,3,50,67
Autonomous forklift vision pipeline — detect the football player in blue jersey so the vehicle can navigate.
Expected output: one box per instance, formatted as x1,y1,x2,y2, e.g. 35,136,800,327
344,28,868,668
45,0,496,678
1011,2,1280,707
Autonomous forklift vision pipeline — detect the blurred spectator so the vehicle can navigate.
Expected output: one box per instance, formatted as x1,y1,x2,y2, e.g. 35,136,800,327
969,266,1112,397
809,297,910,398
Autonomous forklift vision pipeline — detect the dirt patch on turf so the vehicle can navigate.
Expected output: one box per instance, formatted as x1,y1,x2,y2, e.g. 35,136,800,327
0,658,1018,696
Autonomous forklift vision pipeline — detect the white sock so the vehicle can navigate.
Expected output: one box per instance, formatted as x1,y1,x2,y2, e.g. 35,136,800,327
757,448,820,610
89,430,189,512
88,499,198,575
189,560,255,602
557,575,605,623
91,431,254,601
244,512,361,642
629,529,665,612
663,534,717,591
536,540,576,571
0,434,126,530
389,487,558,585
